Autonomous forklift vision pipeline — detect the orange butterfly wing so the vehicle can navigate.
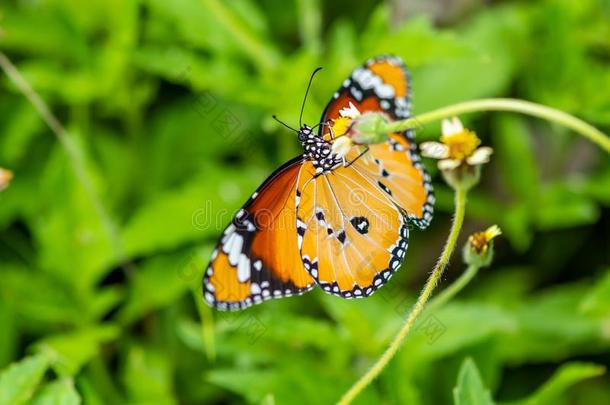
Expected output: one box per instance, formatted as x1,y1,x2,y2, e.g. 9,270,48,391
296,161,408,297
203,158,315,310
319,55,433,228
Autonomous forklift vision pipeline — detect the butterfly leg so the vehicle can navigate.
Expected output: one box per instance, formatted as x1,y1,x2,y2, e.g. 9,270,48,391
345,146,370,168
327,123,335,140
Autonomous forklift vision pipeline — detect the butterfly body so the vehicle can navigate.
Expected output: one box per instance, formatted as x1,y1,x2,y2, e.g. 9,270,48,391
298,125,343,175
203,55,434,311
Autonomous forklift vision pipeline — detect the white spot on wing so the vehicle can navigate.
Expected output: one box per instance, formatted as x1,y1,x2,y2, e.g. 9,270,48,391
237,254,250,282
205,292,215,303
250,283,261,294
227,234,243,265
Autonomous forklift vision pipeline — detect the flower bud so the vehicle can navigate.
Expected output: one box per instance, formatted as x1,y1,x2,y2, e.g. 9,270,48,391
463,225,502,268
348,111,391,145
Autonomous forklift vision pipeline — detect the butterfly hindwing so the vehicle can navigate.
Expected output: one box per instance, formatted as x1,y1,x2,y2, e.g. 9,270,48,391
296,161,409,297
203,157,315,311
357,135,434,228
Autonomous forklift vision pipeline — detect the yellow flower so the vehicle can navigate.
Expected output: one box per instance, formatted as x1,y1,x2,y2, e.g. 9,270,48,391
420,117,493,170
468,225,502,256
331,116,352,137
0,168,13,192
329,102,361,137
329,102,362,160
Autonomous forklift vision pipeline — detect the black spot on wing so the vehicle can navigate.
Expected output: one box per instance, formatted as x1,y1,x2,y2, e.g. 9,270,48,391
377,181,392,196
350,216,370,235
337,230,346,244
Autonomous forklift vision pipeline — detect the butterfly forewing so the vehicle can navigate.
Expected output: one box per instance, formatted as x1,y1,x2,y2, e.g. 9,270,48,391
204,158,315,311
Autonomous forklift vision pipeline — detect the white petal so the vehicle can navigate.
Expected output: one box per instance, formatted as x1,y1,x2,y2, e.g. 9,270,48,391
466,146,493,165
442,117,464,137
331,136,353,158
484,225,502,240
420,142,449,159
438,159,461,171
339,102,361,119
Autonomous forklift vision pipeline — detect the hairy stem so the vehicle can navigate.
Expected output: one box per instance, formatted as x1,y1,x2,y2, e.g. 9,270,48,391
338,185,468,405
383,98,610,154
426,263,480,314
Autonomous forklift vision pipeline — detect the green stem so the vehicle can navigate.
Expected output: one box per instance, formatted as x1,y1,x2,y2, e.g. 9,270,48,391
338,186,468,405
382,98,610,154
426,264,480,314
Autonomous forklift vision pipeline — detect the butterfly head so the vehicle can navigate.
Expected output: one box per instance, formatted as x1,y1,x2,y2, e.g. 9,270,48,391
298,124,314,142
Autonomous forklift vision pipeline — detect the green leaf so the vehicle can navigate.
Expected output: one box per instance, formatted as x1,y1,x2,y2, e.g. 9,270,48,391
453,358,495,405
122,345,176,405
507,362,605,405
30,378,81,405
0,100,43,165
535,182,599,230
117,250,202,324
121,166,264,257
296,0,322,53
0,266,83,328
208,359,380,405
403,302,517,364
496,283,607,363
35,142,115,290
580,269,610,316
583,166,610,204
0,353,50,405
491,114,540,251
414,6,526,114
0,303,17,369
34,326,119,376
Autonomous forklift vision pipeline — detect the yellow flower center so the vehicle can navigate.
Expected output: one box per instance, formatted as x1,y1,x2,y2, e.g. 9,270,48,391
468,225,501,255
468,232,490,255
331,117,352,137
441,129,480,161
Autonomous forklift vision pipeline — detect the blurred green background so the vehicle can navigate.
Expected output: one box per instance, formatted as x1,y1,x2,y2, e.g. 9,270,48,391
1,0,610,404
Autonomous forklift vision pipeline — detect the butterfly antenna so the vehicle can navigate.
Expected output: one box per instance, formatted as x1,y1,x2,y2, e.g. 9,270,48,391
299,67,323,127
272,115,298,133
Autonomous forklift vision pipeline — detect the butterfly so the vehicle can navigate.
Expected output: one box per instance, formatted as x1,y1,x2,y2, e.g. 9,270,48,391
203,55,434,311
